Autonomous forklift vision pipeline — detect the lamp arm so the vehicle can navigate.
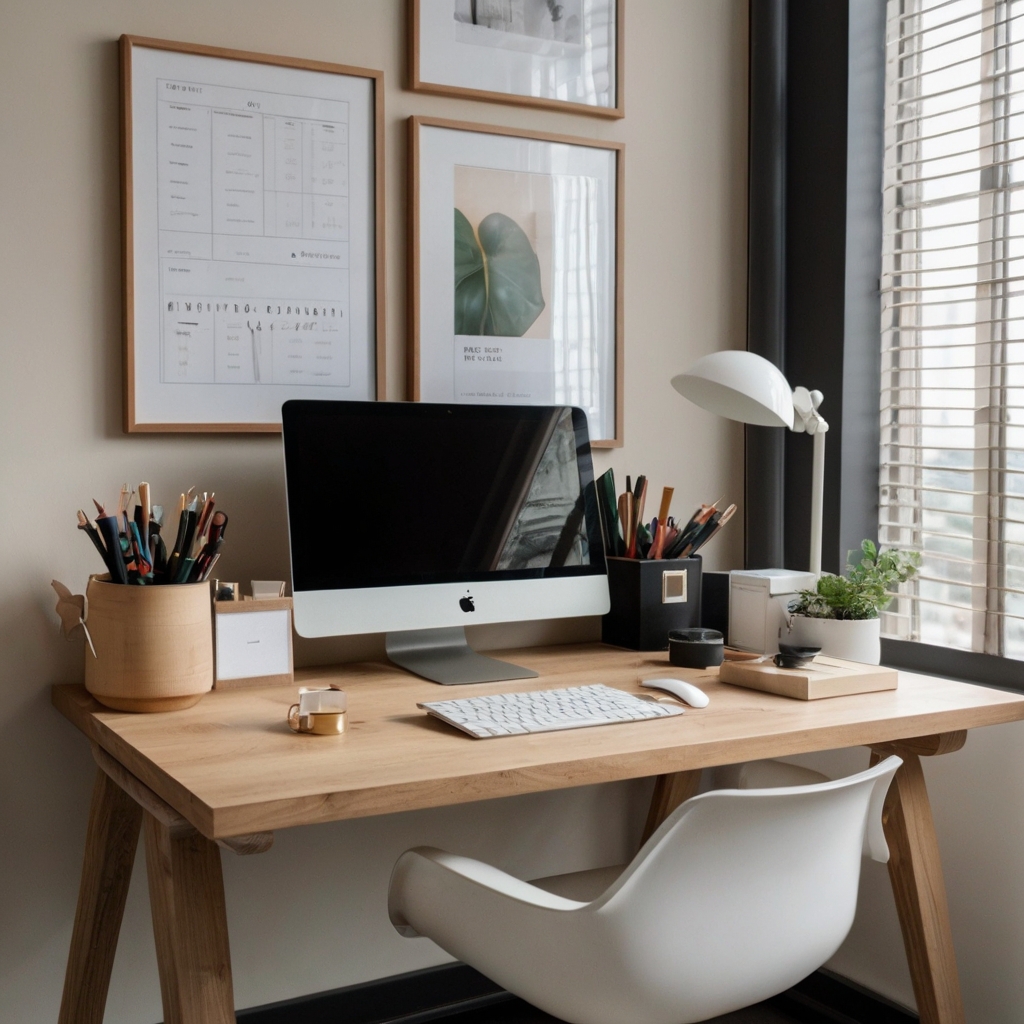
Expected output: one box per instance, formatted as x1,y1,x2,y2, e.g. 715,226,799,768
791,387,828,575
809,426,825,577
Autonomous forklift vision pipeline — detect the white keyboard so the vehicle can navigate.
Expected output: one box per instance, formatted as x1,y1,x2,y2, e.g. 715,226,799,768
418,683,684,739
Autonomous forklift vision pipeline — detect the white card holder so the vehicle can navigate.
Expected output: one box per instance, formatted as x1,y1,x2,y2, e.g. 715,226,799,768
214,597,294,689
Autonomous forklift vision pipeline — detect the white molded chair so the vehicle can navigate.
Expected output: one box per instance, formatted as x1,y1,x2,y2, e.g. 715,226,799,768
388,756,901,1024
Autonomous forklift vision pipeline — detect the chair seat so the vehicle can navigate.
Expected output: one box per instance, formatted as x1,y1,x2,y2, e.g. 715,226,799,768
530,864,627,902
389,756,902,1024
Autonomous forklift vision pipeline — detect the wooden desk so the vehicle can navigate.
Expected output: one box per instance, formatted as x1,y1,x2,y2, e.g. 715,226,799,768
54,644,1024,1024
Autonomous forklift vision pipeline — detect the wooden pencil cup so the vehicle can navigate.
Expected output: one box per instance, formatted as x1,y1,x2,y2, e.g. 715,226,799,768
84,575,214,712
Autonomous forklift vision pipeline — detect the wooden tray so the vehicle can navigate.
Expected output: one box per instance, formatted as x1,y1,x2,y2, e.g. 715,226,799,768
719,655,898,700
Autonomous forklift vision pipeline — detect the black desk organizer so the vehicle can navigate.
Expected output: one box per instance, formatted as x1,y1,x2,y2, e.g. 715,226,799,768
601,555,703,651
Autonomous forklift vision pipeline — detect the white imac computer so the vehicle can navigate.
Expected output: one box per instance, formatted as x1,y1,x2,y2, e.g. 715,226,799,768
281,400,610,684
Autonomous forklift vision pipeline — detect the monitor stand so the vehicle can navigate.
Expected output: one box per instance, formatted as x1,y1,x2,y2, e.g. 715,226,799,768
385,627,540,685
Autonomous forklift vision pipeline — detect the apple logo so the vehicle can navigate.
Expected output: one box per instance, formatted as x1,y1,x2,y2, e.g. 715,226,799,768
459,592,475,613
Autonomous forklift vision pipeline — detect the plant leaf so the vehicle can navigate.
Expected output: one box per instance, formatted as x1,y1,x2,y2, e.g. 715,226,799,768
453,210,545,337
478,213,545,336
454,209,486,335
791,540,921,619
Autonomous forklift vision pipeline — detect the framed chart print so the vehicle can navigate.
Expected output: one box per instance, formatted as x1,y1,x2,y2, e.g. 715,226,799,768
120,36,385,433
410,116,624,446
411,0,623,118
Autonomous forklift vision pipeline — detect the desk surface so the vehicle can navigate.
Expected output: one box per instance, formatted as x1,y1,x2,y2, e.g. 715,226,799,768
53,644,1024,839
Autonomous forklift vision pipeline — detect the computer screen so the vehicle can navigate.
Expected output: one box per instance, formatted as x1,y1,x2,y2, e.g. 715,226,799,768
281,401,609,648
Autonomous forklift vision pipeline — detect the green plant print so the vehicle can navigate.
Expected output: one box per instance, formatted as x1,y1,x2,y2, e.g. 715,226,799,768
454,208,545,336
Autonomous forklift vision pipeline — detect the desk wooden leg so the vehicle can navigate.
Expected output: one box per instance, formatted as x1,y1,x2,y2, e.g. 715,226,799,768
143,812,235,1024
871,748,965,1024
640,770,702,845
58,767,143,1024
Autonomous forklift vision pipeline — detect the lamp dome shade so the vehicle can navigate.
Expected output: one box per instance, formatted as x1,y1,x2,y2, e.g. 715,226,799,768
671,350,795,429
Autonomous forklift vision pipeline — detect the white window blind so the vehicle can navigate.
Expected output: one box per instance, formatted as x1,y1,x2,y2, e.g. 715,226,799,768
880,0,1024,659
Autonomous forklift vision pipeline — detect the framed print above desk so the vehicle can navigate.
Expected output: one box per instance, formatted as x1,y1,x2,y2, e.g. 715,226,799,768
120,36,385,433
410,117,624,447
411,0,623,118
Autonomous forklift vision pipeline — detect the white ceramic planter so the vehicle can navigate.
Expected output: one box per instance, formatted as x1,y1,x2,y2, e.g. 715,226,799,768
786,615,881,665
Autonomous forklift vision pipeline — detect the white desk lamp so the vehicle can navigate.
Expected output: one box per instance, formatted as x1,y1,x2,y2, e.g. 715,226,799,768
670,350,828,576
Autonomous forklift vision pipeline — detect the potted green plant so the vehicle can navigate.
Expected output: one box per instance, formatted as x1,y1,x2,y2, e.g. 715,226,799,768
785,541,921,664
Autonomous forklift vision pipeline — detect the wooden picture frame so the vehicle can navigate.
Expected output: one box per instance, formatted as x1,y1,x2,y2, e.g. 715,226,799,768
409,115,624,447
410,0,624,119
120,35,386,433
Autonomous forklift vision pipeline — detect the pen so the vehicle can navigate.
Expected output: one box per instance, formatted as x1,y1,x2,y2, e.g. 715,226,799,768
128,520,153,577
658,487,674,526
149,506,168,575
191,511,228,582
681,502,732,557
189,539,220,582
635,520,653,559
92,500,129,584
77,509,108,562
174,556,197,584
205,510,228,547
133,504,147,568
596,470,623,557
166,507,195,581
138,481,151,556
649,518,666,560
199,551,221,582
618,489,634,557
633,477,648,545
665,504,717,559
193,493,215,553
680,511,721,557
617,493,630,556
118,482,133,519
179,503,200,558
690,503,737,554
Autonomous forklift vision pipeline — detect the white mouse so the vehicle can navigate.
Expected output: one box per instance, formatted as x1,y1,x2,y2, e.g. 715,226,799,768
641,678,710,708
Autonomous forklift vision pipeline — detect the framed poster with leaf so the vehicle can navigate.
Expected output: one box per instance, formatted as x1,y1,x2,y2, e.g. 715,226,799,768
410,116,624,446
411,0,623,118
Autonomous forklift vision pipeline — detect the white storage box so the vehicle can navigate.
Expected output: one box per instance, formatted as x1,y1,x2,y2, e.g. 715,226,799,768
728,569,816,654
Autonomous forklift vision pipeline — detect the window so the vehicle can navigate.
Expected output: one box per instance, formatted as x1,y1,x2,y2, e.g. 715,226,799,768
880,0,1024,660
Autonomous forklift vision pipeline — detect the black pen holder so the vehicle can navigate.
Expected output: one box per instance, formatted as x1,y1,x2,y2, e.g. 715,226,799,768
601,556,703,652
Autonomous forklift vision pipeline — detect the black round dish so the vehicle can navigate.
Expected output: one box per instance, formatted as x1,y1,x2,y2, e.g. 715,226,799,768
774,643,822,669
668,628,725,669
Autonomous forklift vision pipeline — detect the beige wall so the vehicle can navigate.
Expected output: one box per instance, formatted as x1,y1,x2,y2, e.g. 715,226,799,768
0,1,749,1020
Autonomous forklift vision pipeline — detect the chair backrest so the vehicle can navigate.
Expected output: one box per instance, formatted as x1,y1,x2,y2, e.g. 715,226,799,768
584,756,902,1019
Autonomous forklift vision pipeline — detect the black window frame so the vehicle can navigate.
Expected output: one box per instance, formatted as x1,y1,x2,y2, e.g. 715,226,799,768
745,0,1024,690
